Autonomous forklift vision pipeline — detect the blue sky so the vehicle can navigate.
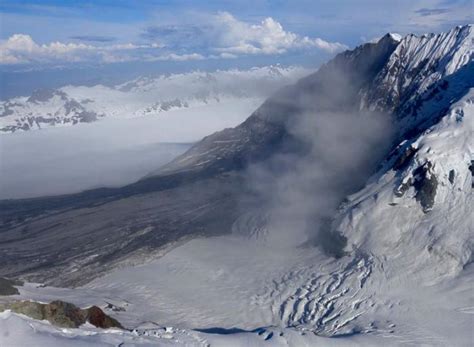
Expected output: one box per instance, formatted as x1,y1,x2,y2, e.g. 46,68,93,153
0,0,471,97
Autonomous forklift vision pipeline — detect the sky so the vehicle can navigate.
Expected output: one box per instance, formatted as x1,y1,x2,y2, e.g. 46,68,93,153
0,0,471,97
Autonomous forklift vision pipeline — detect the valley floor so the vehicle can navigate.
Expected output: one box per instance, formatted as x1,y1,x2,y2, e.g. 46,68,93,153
1,227,472,346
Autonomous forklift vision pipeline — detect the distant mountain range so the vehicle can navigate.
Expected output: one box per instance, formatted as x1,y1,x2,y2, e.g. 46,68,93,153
0,66,310,133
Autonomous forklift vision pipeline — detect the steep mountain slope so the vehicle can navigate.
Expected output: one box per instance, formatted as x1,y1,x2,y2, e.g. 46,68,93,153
0,24,472,301
154,32,400,177
337,89,474,282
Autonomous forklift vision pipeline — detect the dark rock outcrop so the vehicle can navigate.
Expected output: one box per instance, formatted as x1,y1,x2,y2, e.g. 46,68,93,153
448,169,455,184
392,145,417,171
0,277,23,296
0,300,123,329
86,305,123,329
413,162,438,212
469,160,474,188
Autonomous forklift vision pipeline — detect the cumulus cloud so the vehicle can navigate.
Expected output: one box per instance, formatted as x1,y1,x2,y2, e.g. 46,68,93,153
1,12,347,65
142,12,348,57
0,34,93,64
213,12,347,55
0,34,195,64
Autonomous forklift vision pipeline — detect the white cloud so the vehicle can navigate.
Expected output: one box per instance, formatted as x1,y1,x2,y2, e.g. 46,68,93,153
219,52,238,59
0,34,191,65
0,34,95,64
212,12,347,55
0,12,347,65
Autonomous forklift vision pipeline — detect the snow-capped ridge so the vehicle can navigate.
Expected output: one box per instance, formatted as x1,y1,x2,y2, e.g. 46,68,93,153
388,33,402,42
364,24,473,114
0,65,311,133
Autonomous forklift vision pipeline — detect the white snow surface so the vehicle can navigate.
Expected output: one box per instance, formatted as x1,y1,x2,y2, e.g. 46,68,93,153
338,89,474,282
388,33,402,42
1,229,472,346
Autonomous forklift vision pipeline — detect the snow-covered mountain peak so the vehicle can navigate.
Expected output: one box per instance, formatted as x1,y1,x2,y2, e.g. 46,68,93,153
398,24,471,74
366,25,472,113
388,32,402,42
26,89,68,104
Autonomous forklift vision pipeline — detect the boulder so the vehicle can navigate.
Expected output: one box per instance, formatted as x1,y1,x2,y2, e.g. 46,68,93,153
1,300,123,329
86,305,123,329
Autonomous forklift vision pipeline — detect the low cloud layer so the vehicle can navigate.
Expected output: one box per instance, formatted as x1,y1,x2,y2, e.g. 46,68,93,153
1,65,304,198
0,11,346,65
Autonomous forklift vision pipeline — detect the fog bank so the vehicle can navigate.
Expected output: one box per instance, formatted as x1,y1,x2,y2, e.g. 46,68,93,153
0,98,259,199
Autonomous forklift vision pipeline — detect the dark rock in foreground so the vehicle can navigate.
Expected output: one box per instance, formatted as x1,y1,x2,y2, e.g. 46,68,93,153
0,300,123,329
